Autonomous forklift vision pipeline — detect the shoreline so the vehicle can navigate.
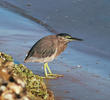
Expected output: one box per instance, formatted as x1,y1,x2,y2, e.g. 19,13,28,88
0,0,58,34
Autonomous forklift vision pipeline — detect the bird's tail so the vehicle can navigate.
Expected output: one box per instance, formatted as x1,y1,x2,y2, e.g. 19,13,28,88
24,54,30,63
24,58,28,63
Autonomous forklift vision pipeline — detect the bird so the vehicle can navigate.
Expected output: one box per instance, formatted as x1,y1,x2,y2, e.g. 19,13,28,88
24,33,83,79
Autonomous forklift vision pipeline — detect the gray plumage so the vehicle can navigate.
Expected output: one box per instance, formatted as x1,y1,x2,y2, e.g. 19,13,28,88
24,33,82,63
24,33,83,78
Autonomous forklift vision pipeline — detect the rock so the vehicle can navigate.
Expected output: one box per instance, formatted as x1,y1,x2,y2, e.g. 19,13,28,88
0,52,54,100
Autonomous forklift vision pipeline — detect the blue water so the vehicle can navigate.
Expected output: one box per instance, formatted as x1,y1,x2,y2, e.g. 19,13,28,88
0,6,110,100
5,0,110,57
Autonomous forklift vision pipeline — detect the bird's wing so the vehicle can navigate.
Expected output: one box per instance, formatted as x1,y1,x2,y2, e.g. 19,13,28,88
25,38,56,60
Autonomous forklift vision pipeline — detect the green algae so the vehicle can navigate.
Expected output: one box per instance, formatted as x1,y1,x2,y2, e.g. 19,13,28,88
13,64,48,99
0,52,53,100
0,52,13,62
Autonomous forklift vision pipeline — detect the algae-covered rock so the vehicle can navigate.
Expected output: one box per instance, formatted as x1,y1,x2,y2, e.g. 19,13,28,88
0,52,54,100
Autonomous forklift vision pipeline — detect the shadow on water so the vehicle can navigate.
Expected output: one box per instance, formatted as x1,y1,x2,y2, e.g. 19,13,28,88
0,2,110,100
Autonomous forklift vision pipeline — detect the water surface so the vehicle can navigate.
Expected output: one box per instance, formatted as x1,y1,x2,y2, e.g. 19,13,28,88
0,3,110,100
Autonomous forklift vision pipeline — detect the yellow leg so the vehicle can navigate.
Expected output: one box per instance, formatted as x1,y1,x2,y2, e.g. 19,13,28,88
43,63,64,79
44,63,48,77
45,63,52,74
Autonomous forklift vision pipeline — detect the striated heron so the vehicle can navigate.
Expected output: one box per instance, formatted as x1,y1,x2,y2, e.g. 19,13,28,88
24,33,82,79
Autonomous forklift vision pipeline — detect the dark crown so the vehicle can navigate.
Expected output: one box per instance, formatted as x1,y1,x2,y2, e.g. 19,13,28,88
57,33,71,37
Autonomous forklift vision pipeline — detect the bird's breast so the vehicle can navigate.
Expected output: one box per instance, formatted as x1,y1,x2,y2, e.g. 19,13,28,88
56,43,67,57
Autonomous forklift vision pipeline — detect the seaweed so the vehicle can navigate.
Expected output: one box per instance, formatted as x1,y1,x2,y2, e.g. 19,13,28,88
0,52,54,100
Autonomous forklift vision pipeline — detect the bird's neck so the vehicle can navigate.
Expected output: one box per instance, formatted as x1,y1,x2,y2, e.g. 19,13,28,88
56,39,67,57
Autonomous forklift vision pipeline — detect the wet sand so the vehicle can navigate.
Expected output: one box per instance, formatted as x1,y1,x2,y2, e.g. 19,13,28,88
0,1,110,100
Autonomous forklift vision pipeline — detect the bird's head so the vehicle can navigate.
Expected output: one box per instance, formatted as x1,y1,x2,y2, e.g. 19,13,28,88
57,33,83,43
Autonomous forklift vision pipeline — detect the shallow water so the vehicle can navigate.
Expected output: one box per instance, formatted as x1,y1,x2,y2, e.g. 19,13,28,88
0,5,110,100
2,0,110,58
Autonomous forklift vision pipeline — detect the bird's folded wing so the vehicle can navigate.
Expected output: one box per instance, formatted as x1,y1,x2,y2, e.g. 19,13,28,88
25,39,56,60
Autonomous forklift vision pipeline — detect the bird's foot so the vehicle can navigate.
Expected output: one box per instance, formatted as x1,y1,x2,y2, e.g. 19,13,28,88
48,74,64,77
46,74,64,79
41,74,64,79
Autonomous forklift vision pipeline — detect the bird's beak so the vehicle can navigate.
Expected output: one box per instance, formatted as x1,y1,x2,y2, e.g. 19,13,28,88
69,37,83,41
